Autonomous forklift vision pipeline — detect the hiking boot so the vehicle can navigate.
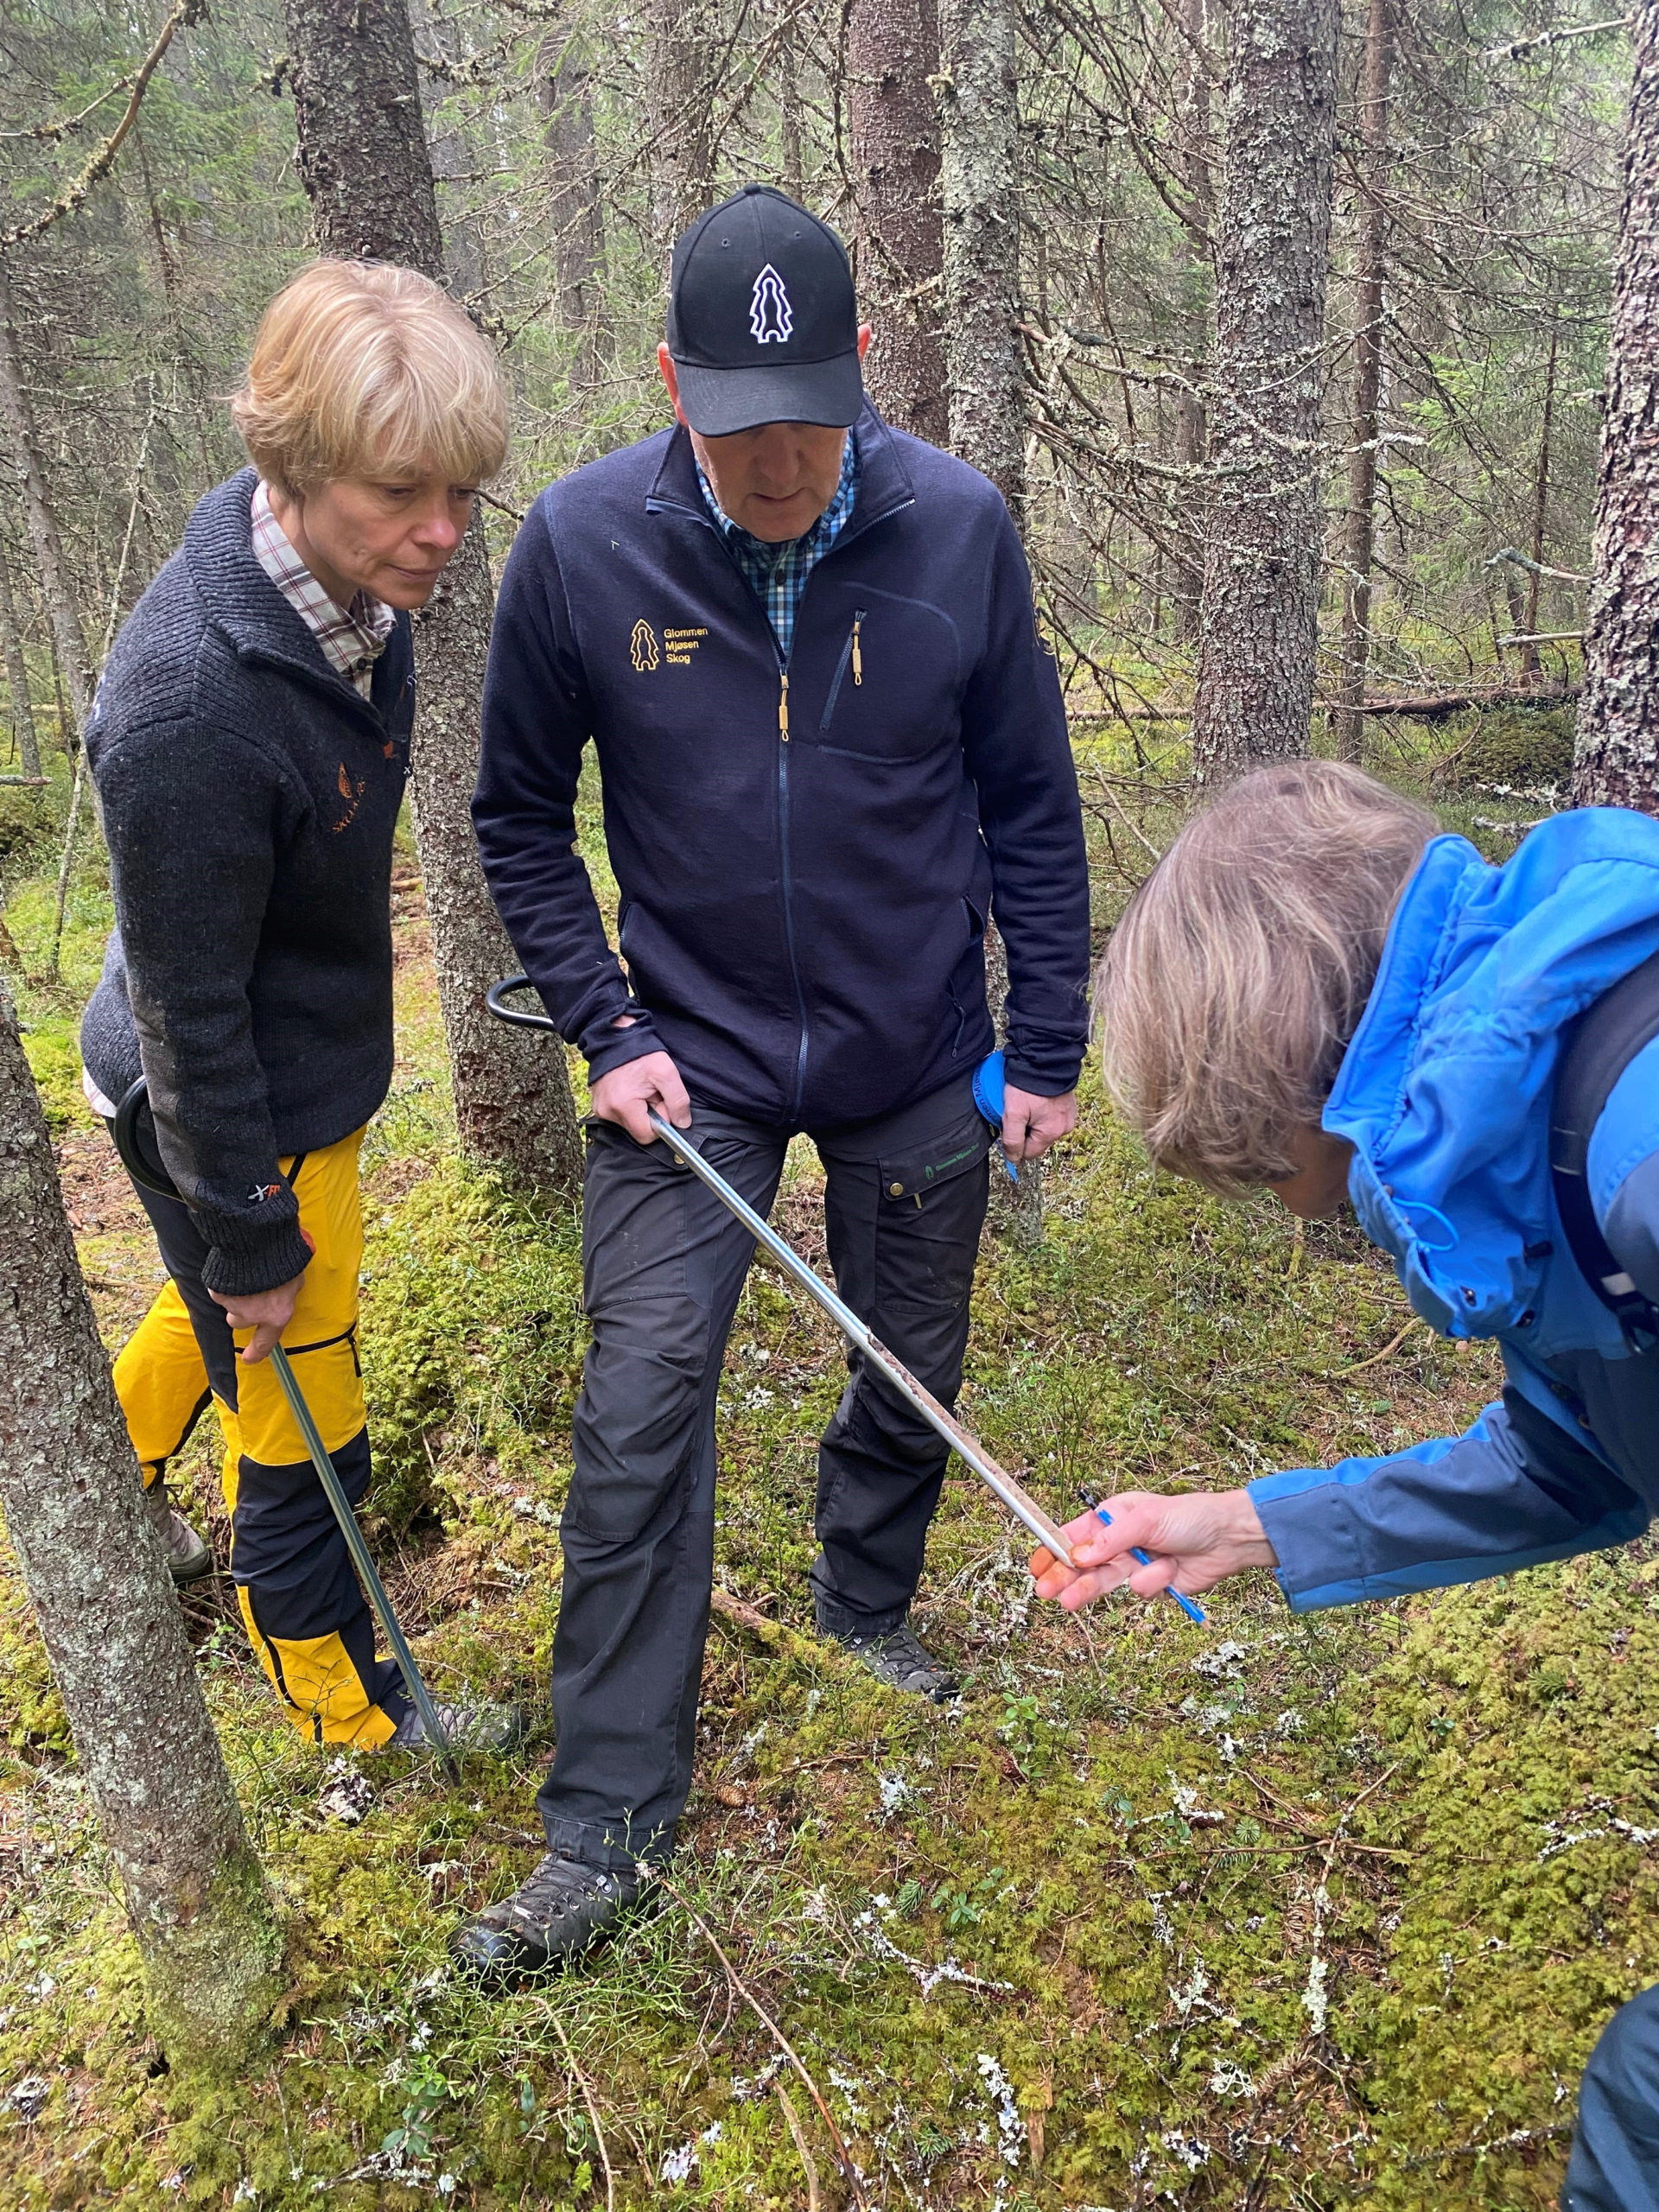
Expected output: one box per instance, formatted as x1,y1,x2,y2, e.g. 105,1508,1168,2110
142,1476,212,1585
388,1700,527,1757
836,1621,959,1701
450,1853,643,1981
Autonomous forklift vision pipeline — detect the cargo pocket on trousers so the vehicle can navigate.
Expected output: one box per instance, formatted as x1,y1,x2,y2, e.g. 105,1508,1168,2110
874,1116,994,1313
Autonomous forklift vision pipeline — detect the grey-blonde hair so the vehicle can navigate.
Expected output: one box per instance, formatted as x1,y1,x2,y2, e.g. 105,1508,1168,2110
231,259,508,499
1094,760,1438,1192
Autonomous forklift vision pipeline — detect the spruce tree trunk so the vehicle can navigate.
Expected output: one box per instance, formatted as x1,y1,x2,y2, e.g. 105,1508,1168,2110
1191,0,1339,779
848,0,949,442
1171,0,1214,643
285,0,582,1192
938,0,1024,517
1575,1,1659,814
645,0,715,247
0,264,94,743
539,20,607,380
1334,0,1394,762
0,984,284,2069
1521,308,1560,683
0,526,41,779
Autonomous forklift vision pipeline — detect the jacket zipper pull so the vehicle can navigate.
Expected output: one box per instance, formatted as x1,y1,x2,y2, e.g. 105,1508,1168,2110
852,616,863,686
779,671,790,741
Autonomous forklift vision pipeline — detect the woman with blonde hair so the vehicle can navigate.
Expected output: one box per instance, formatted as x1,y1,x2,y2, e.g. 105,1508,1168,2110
79,258,519,1756
1032,757,1659,2208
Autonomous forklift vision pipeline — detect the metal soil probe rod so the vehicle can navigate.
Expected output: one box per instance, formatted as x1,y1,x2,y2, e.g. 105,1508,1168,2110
644,1109,1082,1568
108,1079,459,1776
267,1348,461,1782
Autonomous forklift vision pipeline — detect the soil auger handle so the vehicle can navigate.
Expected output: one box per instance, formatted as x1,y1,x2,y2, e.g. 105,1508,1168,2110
109,1081,461,1779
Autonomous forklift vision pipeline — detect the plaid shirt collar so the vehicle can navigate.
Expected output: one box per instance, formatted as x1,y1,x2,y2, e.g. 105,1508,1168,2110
696,431,859,664
250,480,395,697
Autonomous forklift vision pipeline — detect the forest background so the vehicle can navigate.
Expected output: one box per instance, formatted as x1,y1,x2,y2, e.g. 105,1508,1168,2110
0,0,1655,2206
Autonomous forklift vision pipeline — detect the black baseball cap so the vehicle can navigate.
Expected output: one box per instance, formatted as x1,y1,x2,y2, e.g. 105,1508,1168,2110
666,184,862,436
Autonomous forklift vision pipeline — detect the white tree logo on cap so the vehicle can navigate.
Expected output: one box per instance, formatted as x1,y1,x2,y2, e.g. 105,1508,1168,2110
749,264,793,345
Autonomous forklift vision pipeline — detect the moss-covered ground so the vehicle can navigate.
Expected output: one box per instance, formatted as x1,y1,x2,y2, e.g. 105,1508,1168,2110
3,721,1655,2209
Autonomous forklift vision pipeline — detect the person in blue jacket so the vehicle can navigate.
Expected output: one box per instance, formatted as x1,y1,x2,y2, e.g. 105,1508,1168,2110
464,184,1090,1975
1029,758,1659,2210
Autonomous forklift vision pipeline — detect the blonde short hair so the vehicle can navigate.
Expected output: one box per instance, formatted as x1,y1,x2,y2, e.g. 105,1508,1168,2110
230,259,508,499
1095,760,1438,1192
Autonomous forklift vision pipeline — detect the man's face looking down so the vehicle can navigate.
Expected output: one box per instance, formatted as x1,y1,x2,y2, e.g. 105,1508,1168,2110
657,327,873,543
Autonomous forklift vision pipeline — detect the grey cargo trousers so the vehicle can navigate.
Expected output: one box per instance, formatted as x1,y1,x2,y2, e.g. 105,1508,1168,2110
537,1073,992,1871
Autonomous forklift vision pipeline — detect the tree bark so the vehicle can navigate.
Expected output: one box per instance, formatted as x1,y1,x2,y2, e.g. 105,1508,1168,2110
938,0,1024,517
0,524,41,779
1575,2,1659,813
1520,308,1560,683
285,0,582,1192
0,983,285,2069
1171,0,1214,641
645,0,715,249
1334,0,1395,762
0,264,95,744
1190,0,1339,779
847,0,948,442
539,19,607,380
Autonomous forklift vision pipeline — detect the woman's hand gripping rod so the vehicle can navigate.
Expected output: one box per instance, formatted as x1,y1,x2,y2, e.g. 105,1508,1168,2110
110,1080,461,1781
641,1108,1078,1566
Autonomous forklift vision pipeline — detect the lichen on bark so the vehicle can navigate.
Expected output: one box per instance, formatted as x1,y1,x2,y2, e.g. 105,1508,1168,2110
1192,0,1339,779
0,980,285,2073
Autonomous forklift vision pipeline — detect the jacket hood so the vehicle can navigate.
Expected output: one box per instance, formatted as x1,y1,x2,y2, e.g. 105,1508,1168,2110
1325,809,1659,1351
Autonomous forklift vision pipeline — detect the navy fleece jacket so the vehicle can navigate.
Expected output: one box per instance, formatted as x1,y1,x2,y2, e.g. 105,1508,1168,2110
473,405,1090,1129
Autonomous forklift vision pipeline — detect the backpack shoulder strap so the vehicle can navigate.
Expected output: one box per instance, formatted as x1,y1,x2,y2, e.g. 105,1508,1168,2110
1549,945,1659,1346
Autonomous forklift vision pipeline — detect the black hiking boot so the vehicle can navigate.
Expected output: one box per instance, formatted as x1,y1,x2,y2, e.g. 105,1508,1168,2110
835,1620,960,1701
387,1700,526,1757
450,1853,643,1982
142,1475,213,1585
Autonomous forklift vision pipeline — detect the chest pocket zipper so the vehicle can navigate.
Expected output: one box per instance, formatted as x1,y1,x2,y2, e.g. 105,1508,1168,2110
819,609,868,733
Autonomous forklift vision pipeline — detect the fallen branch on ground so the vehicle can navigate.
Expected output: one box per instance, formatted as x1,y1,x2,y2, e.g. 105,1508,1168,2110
654,1867,869,2210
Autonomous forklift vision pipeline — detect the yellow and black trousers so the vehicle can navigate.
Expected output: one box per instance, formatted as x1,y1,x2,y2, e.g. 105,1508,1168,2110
115,1128,405,1749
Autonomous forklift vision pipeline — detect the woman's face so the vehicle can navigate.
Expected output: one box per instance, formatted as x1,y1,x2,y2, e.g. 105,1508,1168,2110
1265,1128,1356,1220
270,471,476,610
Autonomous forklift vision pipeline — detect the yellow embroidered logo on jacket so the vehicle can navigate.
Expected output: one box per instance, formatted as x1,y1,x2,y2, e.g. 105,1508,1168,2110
630,619,659,672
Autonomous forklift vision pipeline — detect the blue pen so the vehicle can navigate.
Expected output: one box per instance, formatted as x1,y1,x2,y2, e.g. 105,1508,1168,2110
1095,1503,1206,1624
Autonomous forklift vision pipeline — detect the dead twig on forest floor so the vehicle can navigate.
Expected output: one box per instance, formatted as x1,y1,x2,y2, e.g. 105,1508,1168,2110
709,1584,823,1662
654,1867,869,2210
776,2084,822,2212
1326,1317,1421,1379
550,2012,615,2212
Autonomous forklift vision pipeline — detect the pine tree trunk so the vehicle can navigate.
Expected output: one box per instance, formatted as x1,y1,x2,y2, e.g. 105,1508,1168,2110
847,0,949,442
938,0,1024,517
645,0,715,248
539,20,607,380
0,983,285,2069
1575,3,1659,813
0,526,41,779
1191,0,1339,779
1334,0,1394,762
285,0,582,1192
0,266,95,744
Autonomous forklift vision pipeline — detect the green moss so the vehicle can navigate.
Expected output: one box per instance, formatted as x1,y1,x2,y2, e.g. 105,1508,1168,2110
6,756,1657,2205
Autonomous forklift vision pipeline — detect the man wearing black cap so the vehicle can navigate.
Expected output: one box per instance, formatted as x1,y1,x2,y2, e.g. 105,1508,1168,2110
462,185,1090,1975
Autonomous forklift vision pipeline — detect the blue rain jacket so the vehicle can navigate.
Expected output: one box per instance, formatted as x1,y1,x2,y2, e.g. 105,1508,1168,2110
1249,809,1659,1613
